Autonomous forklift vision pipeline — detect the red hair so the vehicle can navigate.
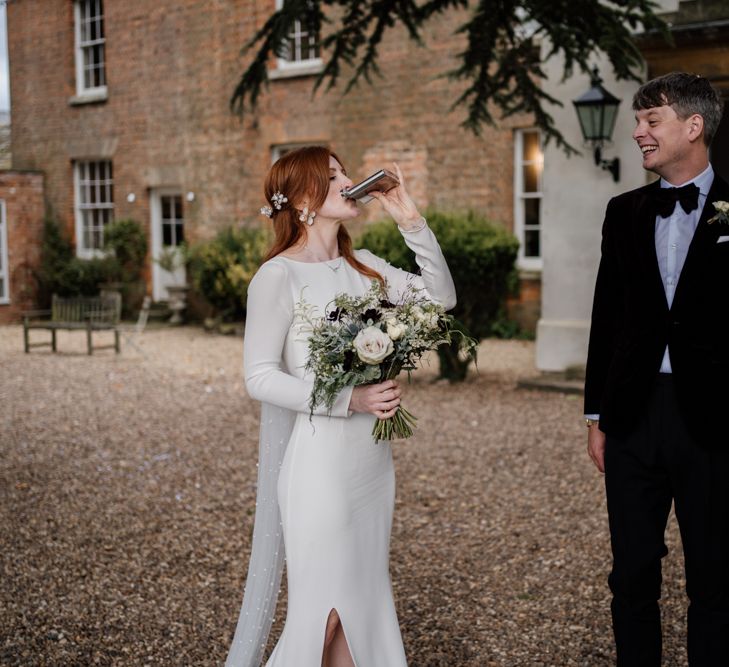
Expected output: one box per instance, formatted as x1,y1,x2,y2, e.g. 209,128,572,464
262,146,384,286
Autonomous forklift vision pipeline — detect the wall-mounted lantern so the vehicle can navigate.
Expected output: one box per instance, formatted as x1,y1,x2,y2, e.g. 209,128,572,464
573,67,621,182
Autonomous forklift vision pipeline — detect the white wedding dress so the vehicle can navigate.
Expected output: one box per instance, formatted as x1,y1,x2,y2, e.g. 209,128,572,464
228,224,456,667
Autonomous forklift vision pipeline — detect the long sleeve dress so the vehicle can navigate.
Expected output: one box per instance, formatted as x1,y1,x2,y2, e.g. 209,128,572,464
239,224,456,667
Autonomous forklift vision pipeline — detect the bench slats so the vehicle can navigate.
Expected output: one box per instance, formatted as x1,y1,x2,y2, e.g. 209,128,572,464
24,294,122,354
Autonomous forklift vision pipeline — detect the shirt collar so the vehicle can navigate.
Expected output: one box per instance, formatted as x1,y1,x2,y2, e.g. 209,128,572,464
660,163,714,196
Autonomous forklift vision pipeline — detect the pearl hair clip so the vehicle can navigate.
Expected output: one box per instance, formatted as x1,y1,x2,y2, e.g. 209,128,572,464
260,191,288,218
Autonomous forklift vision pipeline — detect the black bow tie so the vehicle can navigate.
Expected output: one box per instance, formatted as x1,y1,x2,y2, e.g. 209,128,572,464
652,183,700,218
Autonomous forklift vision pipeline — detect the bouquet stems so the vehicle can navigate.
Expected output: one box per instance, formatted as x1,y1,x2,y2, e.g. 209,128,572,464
371,362,418,441
372,402,418,441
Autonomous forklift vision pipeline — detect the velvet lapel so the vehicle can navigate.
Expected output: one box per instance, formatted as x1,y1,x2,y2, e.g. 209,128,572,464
634,180,669,313
672,174,729,312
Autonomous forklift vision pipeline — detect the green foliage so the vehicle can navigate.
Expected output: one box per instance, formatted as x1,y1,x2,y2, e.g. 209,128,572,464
36,218,73,306
35,218,147,311
104,219,148,283
231,0,667,152
188,226,272,321
357,210,519,380
154,244,187,273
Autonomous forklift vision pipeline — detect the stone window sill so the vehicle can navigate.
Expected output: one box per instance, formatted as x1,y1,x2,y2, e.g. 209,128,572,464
269,61,325,80
69,89,109,106
517,264,543,278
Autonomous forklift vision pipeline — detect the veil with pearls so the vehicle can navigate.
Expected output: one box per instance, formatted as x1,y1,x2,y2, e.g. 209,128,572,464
225,402,295,667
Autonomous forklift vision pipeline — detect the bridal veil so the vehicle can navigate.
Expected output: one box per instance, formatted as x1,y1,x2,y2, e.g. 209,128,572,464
225,402,295,667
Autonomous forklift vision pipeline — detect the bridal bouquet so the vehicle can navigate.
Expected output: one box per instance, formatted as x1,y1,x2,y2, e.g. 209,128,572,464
296,282,477,441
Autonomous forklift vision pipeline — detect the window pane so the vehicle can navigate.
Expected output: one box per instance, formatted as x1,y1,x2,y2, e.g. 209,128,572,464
524,229,540,258
83,211,92,249
524,198,540,227
78,0,106,92
522,131,540,163
283,17,318,63
161,196,171,220
175,222,185,245
163,223,172,246
77,160,114,251
523,163,540,193
98,63,105,87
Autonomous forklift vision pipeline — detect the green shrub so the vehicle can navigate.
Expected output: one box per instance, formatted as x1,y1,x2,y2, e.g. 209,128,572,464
358,210,519,380
35,218,147,314
57,256,116,296
104,219,148,283
188,226,272,321
36,218,74,306
103,219,148,315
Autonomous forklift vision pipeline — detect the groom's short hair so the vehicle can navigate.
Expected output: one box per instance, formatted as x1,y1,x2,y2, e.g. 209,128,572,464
632,72,724,146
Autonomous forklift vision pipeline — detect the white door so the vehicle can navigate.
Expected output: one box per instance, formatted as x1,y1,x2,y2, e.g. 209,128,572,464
151,190,186,301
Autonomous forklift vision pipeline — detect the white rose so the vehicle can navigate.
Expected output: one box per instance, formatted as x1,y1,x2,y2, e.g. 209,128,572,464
715,200,729,213
386,319,407,340
353,326,394,364
411,306,426,321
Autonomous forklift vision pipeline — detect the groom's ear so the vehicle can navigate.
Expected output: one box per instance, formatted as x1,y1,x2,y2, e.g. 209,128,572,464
686,113,705,144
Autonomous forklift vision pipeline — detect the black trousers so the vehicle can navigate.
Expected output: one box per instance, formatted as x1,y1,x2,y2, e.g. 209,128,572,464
604,374,729,666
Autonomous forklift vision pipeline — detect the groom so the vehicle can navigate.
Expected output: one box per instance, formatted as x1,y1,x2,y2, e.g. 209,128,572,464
584,72,729,665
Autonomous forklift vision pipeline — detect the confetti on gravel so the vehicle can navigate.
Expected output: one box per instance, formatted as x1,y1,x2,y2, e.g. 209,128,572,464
1,326,689,666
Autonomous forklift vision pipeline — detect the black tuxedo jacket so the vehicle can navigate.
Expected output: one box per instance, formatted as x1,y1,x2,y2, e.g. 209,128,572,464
584,172,729,448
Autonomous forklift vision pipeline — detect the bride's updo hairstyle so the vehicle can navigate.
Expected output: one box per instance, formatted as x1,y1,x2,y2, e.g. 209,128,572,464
262,145,384,285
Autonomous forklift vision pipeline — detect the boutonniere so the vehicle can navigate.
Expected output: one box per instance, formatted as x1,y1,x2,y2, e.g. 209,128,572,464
707,200,729,224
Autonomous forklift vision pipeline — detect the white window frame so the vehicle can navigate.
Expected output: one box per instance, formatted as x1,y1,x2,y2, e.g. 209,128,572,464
74,0,108,99
514,128,544,272
0,199,9,304
74,160,114,258
271,142,327,164
270,0,323,78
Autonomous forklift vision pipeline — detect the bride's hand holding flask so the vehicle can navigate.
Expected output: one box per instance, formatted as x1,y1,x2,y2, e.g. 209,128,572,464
368,163,425,231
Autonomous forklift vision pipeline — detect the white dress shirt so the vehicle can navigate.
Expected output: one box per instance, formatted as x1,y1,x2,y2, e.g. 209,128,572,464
656,164,714,372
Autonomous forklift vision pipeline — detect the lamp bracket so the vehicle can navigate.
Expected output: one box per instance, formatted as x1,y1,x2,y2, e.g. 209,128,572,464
593,145,620,183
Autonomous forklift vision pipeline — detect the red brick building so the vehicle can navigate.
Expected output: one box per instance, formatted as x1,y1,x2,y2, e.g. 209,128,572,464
0,170,44,322
4,0,541,323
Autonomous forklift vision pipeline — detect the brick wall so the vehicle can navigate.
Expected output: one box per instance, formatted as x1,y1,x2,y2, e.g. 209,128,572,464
7,0,539,325
0,171,45,323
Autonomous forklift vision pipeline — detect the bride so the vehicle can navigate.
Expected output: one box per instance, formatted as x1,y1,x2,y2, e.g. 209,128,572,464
226,146,456,667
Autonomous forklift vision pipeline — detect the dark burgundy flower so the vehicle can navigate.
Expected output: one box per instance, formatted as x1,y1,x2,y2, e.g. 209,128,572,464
361,308,381,323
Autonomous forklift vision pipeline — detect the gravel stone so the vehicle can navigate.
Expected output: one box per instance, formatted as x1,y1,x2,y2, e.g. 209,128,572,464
1,326,689,666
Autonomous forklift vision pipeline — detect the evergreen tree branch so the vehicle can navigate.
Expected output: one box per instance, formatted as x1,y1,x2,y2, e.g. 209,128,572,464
231,0,668,150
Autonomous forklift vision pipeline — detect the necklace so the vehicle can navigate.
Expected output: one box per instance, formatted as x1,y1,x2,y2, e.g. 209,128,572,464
303,246,344,271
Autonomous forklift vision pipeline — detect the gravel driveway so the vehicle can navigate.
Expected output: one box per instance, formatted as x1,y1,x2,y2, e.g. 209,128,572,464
1,325,689,666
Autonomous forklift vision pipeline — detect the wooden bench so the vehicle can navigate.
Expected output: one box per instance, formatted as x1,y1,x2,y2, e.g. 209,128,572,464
23,294,122,354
